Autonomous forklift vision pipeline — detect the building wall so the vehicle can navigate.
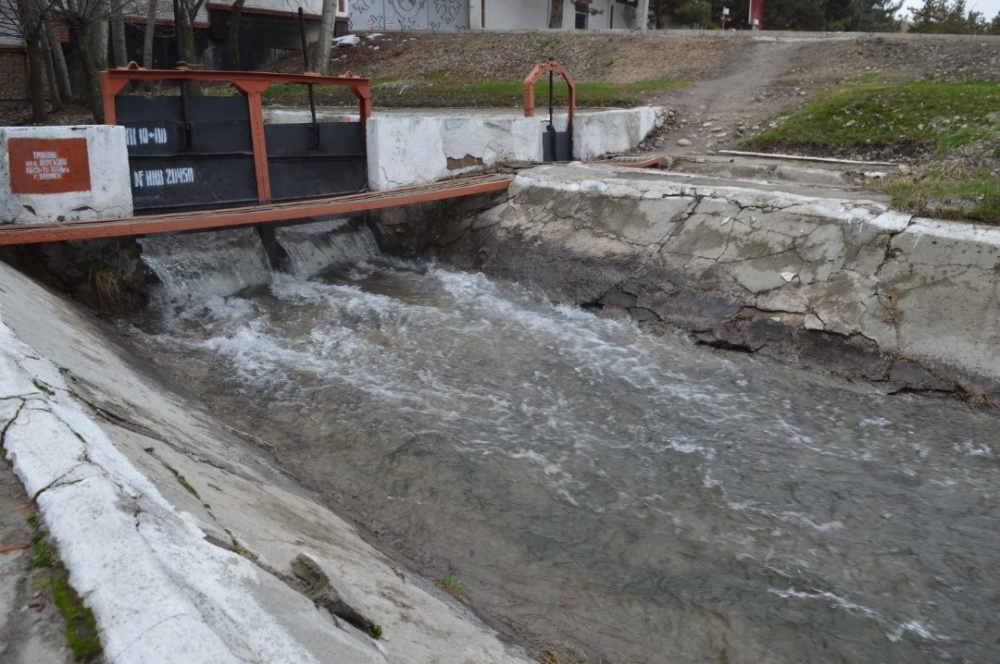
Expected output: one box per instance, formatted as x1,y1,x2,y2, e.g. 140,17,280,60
0,46,28,102
469,1,635,32
347,0,469,31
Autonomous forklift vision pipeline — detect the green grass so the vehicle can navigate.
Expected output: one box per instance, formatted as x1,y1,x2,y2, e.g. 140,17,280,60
745,80,1000,156
262,78,686,109
879,167,1000,223
438,575,465,598
31,529,102,662
742,79,1000,224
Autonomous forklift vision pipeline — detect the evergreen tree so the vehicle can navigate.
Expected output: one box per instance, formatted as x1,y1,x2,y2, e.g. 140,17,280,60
909,0,988,33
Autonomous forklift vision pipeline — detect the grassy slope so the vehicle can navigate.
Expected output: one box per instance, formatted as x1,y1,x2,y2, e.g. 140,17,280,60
746,78,1000,223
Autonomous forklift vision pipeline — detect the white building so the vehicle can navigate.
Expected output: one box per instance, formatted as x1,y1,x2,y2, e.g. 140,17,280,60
348,0,638,32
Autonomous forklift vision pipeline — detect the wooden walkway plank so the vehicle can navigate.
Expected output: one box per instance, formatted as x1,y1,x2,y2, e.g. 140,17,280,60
0,173,513,246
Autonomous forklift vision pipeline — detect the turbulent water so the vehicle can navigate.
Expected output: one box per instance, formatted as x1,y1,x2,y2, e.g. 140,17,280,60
120,220,1000,664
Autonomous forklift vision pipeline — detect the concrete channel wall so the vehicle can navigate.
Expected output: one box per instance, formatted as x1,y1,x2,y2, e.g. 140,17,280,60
376,162,1000,398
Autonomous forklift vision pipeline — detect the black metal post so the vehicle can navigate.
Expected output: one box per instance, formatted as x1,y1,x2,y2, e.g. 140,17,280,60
299,7,320,148
548,70,557,161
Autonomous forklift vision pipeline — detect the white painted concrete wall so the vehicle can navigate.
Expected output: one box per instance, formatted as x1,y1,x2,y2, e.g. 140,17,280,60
366,108,664,190
573,107,667,160
367,113,544,190
0,126,133,224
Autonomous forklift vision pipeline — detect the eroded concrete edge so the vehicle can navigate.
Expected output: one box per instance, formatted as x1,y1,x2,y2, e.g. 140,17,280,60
375,162,1000,401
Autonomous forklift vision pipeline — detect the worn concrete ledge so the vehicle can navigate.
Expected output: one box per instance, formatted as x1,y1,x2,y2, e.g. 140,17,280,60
375,162,1000,398
0,260,531,664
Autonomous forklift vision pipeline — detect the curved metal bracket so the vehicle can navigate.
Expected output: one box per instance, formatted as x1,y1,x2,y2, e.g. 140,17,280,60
523,59,576,135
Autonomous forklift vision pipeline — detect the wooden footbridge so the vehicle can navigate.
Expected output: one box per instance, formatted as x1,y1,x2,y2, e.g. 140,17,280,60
0,174,513,246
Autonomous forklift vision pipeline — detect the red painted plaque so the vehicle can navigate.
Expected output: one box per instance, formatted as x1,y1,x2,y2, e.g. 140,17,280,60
8,137,92,194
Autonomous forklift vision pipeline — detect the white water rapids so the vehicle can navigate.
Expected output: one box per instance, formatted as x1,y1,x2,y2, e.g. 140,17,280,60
117,219,1000,663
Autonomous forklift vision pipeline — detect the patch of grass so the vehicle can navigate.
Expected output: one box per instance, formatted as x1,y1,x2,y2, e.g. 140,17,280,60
745,80,1000,156
877,166,1000,223
32,379,55,396
540,645,587,664
88,267,122,307
262,83,358,106
31,529,102,662
158,459,201,500
438,575,465,599
366,77,685,109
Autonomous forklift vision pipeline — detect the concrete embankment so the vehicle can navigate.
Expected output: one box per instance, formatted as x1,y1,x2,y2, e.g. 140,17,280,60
376,162,1000,400
0,260,531,663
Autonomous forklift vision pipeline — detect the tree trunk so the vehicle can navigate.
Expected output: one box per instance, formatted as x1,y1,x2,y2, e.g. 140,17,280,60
142,0,159,69
314,0,341,74
40,6,73,102
76,16,109,122
315,0,338,74
40,19,62,110
178,0,204,93
637,0,650,30
111,3,128,67
17,0,47,121
549,0,564,29
179,9,197,64
227,0,245,70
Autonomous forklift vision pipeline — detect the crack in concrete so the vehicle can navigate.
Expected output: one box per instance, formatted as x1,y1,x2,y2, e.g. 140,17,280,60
30,462,91,501
0,398,27,451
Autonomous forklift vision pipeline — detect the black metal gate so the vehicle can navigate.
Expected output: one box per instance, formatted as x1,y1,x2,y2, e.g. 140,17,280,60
103,68,372,216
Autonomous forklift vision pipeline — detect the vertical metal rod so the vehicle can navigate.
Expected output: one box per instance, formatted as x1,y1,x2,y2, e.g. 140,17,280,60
548,70,556,160
173,0,193,149
298,7,320,147
548,69,554,127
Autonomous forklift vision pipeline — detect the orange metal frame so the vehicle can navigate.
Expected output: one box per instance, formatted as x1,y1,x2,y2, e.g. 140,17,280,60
523,59,575,134
100,65,372,205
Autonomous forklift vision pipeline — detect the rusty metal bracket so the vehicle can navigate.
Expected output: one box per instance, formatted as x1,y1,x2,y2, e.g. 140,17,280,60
523,59,576,134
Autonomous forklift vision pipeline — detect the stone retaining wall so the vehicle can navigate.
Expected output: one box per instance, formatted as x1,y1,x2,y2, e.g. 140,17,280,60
375,162,1000,400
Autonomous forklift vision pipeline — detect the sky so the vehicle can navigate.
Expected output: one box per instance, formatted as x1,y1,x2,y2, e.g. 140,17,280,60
900,0,1000,21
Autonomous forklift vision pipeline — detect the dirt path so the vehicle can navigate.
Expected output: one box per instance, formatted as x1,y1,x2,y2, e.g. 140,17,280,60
650,37,823,156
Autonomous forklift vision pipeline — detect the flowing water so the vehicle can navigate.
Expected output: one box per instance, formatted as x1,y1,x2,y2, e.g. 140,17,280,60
119,220,999,663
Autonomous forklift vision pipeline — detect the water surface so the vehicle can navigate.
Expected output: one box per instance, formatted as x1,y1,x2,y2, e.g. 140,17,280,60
121,222,1000,663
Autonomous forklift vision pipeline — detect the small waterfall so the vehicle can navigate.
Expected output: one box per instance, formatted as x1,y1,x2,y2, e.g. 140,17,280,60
276,218,382,278
141,228,272,301
140,217,381,300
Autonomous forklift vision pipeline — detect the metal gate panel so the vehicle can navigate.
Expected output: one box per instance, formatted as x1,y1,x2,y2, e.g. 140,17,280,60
117,96,259,212
542,130,572,162
264,122,367,201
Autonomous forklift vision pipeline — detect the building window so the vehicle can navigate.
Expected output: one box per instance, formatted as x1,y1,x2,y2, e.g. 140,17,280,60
575,2,590,29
